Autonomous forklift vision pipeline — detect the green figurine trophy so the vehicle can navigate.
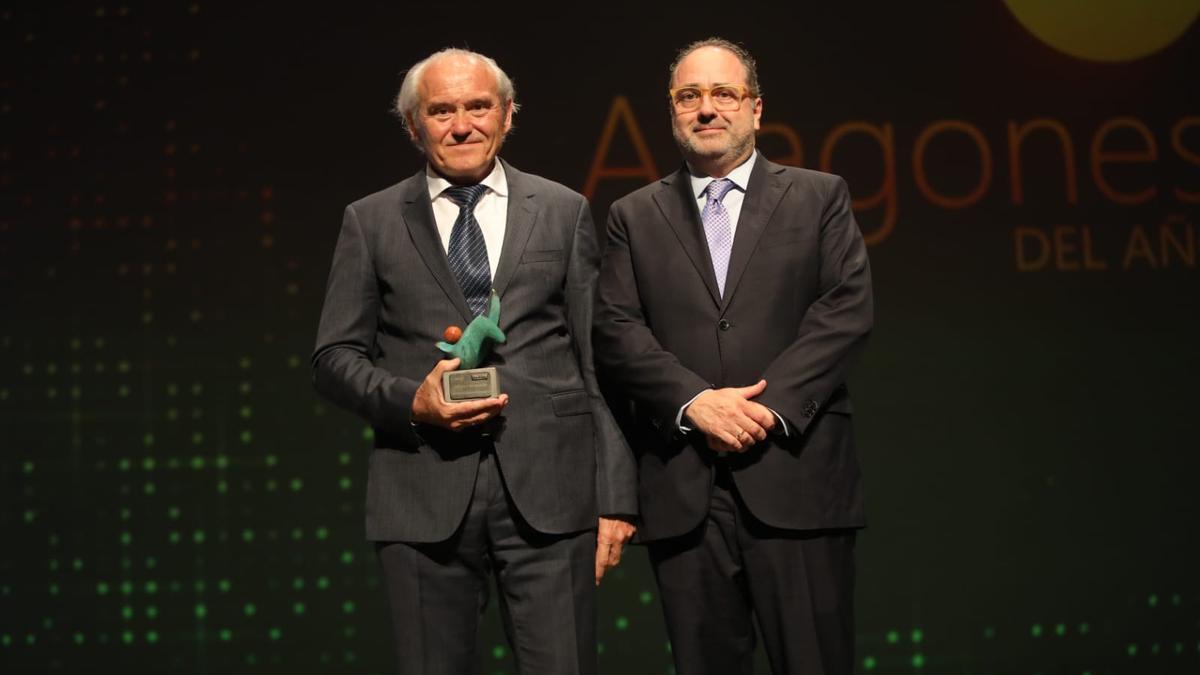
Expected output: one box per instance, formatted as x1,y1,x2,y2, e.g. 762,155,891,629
436,291,507,402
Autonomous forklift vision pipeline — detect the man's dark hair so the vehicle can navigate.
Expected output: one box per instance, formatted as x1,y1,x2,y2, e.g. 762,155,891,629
668,37,762,97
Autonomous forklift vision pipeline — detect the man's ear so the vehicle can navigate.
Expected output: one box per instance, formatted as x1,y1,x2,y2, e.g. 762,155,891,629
501,101,514,134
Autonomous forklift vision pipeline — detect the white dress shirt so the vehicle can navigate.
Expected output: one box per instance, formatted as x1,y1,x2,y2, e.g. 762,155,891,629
425,161,508,277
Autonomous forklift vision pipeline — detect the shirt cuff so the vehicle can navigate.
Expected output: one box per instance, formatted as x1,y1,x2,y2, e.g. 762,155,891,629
675,389,710,432
767,408,789,437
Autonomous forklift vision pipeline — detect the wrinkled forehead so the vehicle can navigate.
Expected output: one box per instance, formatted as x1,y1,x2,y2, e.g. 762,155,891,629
419,55,501,102
672,46,749,87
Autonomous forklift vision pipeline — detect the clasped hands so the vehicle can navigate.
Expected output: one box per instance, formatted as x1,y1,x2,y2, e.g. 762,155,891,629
684,379,775,453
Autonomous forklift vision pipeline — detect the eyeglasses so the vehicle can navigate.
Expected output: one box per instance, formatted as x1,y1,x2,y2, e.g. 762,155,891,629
669,84,755,112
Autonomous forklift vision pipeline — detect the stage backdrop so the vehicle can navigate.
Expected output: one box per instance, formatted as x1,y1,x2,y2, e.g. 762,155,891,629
3,2,1198,673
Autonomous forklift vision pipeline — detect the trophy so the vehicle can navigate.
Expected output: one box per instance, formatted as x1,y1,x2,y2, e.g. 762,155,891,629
436,291,506,402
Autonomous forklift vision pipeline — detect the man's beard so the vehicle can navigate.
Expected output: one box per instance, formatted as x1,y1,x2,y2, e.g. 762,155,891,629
673,125,755,168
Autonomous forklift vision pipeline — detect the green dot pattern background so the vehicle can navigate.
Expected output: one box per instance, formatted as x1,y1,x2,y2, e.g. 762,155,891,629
2,3,1199,674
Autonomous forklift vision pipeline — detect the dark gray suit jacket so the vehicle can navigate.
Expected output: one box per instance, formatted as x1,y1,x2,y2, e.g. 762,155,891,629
313,159,636,543
594,153,873,541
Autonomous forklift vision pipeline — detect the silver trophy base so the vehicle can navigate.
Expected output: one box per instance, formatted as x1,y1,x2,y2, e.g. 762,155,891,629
442,367,501,402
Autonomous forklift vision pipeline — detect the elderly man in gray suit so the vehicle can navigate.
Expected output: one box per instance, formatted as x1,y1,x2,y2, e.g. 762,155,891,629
312,48,636,674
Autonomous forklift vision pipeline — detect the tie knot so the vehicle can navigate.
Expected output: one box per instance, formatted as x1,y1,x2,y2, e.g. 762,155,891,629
443,184,488,210
704,178,736,203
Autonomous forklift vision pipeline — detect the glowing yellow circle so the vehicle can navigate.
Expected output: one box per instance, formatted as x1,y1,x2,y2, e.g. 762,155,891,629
1004,0,1200,62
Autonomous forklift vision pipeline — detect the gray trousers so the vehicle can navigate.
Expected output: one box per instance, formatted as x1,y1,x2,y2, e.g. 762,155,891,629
376,447,597,675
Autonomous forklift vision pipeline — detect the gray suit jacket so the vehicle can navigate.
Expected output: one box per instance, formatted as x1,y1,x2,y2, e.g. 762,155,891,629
313,159,636,543
595,153,873,541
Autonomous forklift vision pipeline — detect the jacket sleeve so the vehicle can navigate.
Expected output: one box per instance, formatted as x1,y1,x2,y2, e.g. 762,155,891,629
565,197,638,517
593,199,712,438
755,176,873,435
311,204,423,446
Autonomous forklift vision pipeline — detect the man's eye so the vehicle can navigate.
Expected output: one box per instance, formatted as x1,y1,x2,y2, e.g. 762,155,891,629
677,90,700,102
712,88,737,101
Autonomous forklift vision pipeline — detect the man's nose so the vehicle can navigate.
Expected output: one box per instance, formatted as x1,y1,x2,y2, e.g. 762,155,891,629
450,110,473,137
697,91,718,116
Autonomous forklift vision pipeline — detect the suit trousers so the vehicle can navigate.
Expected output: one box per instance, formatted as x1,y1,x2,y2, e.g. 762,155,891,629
648,464,857,675
376,446,597,675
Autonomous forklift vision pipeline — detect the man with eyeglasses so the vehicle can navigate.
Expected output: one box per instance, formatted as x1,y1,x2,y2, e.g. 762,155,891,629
595,38,873,675
313,48,636,674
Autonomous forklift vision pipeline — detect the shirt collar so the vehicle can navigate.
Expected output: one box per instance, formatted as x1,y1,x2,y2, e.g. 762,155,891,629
426,159,508,201
687,150,757,200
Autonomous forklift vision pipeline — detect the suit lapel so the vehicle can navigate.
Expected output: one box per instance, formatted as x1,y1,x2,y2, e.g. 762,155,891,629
492,159,537,299
653,168,722,307
401,170,475,323
721,153,789,311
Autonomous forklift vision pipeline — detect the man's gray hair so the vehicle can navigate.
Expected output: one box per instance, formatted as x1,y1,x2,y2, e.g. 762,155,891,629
394,48,519,136
668,37,762,98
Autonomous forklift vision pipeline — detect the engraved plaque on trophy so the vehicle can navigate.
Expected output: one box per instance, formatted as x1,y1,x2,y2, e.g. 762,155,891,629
442,367,500,402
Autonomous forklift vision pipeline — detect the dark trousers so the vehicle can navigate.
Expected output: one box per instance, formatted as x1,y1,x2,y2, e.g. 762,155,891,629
648,465,857,675
376,448,597,675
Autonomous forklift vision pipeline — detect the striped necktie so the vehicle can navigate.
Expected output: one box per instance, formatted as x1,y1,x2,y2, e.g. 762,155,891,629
443,184,492,316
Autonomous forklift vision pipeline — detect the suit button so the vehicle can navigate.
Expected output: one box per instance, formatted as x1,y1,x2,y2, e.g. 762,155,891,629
802,400,819,417
718,319,731,331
